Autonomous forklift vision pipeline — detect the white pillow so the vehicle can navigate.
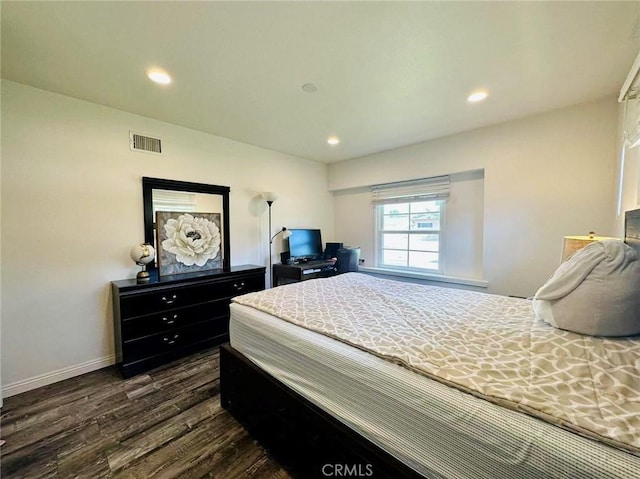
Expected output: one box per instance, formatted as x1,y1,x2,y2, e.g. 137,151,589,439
532,239,640,337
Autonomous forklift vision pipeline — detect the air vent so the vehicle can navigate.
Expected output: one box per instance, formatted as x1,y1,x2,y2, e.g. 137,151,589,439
130,132,162,154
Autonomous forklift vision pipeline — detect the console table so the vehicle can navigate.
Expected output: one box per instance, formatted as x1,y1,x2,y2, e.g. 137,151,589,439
112,264,265,378
272,261,337,286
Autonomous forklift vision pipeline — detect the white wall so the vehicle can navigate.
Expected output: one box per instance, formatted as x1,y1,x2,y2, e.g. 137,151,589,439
329,98,619,297
1,80,333,395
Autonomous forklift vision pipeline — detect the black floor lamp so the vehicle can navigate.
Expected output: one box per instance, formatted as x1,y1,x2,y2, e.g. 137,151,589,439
262,192,291,287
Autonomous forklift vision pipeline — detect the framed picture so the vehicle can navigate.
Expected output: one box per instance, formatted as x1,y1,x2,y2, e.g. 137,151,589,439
156,211,223,276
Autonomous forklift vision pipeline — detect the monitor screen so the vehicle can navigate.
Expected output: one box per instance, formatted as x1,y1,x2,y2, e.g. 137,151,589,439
288,229,323,261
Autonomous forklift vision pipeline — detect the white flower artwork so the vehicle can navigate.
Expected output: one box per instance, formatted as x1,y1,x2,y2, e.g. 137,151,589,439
156,211,222,275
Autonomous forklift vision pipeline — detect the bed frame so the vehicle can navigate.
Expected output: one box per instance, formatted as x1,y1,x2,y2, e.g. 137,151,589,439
220,344,425,479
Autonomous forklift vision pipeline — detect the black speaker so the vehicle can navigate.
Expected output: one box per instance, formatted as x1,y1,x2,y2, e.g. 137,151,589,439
280,251,290,264
324,242,344,259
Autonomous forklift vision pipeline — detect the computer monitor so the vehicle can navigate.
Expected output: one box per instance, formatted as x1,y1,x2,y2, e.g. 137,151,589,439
288,229,323,262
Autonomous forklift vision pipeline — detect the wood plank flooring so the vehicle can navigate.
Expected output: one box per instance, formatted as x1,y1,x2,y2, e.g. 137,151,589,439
0,348,292,479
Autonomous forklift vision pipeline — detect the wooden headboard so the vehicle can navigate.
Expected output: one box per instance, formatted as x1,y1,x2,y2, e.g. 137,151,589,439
625,208,640,254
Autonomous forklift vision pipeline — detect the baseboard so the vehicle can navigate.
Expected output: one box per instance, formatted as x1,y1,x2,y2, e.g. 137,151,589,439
2,354,116,398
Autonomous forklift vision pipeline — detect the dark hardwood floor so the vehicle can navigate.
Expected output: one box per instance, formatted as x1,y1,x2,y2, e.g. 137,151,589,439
0,348,292,479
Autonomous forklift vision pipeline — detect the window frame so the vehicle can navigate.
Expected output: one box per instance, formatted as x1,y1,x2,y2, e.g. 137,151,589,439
374,199,446,274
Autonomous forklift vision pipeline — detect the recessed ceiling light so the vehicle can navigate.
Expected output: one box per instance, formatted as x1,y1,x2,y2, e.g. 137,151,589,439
467,90,488,103
301,82,319,93
327,136,340,145
147,69,172,85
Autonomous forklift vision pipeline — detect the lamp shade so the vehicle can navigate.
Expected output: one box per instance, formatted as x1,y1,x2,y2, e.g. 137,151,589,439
262,192,278,203
561,233,617,262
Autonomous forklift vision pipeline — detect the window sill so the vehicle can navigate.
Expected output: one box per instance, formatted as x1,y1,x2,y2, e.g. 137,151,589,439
358,266,488,288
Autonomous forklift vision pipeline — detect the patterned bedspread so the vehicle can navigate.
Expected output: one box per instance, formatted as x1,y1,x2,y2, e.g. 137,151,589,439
232,273,640,454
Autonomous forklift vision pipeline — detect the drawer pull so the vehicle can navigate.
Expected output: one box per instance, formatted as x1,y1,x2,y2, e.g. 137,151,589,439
161,294,178,304
163,334,180,345
233,281,246,291
162,314,178,325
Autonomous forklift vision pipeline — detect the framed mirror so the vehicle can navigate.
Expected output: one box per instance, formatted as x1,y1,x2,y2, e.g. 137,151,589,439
143,177,231,275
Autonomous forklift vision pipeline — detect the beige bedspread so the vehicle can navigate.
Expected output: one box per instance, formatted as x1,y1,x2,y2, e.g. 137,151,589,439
233,273,640,454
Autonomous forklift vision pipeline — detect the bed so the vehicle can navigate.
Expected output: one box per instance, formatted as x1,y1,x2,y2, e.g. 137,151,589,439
220,213,640,479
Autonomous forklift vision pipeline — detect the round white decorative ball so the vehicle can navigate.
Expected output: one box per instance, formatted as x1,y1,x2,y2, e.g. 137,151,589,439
130,243,155,265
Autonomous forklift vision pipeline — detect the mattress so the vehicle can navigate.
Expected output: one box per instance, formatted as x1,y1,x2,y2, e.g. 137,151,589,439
230,301,640,479
233,273,640,454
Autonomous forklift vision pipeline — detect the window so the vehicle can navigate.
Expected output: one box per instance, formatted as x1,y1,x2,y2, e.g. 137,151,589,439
152,190,197,217
371,176,449,273
376,200,444,271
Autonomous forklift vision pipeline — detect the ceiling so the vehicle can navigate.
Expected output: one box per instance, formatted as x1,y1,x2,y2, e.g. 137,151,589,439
2,1,640,163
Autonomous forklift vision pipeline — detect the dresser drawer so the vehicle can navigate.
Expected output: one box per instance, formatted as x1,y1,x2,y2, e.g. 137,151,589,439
120,275,263,319
223,274,265,297
120,281,220,318
122,300,230,339
123,318,228,362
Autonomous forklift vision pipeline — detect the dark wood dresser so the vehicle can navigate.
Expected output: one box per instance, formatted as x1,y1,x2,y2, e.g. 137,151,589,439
112,264,265,378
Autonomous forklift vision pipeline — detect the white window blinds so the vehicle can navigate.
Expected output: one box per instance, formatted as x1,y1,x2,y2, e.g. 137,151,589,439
152,190,197,212
371,176,450,205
